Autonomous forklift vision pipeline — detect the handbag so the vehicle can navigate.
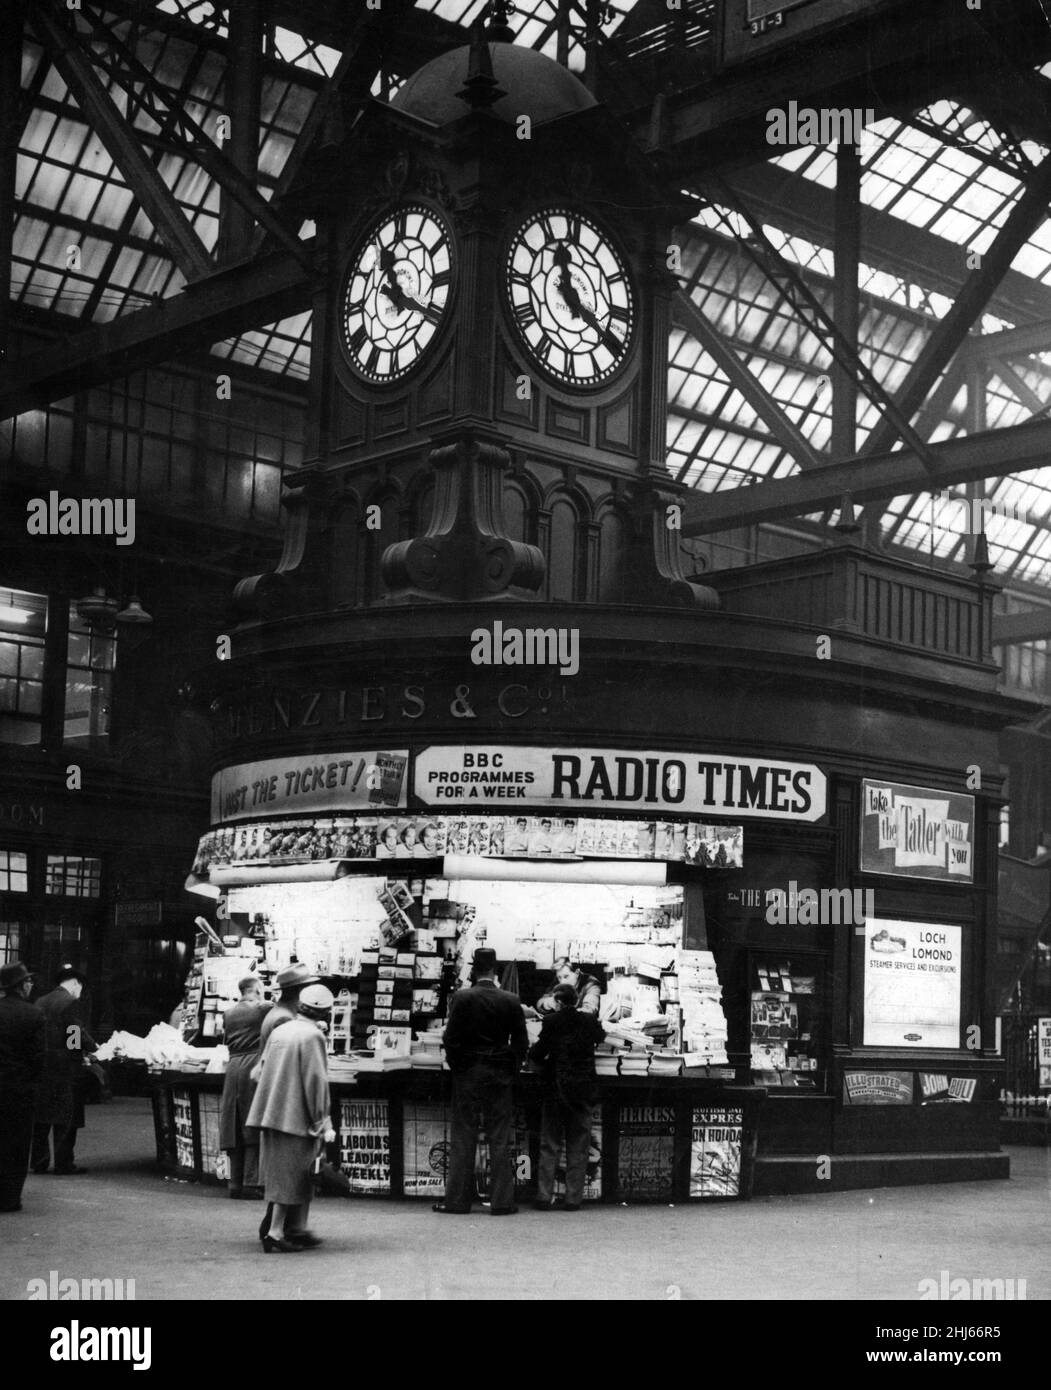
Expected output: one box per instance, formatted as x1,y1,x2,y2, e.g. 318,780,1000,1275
314,1158,352,1197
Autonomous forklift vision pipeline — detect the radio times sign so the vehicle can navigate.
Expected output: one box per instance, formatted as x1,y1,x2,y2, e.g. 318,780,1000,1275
860,779,974,883
412,746,826,822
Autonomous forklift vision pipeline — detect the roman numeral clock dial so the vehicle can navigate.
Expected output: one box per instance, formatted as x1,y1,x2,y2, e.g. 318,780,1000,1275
505,208,635,387
339,204,453,383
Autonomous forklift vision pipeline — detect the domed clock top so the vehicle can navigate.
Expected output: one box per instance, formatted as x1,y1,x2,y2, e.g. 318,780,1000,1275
340,203,452,382
505,207,635,387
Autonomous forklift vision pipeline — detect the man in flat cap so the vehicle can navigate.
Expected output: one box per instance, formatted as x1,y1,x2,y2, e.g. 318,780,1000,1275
434,947,528,1216
0,962,45,1211
260,960,320,1045
30,965,97,1176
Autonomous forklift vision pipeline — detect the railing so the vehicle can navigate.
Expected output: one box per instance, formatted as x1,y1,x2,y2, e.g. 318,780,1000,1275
705,546,996,664
596,0,716,112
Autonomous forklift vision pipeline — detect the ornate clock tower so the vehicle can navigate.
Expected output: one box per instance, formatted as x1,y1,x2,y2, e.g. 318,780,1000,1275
236,12,716,616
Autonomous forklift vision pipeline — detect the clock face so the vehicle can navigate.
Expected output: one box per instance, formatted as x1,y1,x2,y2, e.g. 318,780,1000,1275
340,204,452,382
506,208,635,386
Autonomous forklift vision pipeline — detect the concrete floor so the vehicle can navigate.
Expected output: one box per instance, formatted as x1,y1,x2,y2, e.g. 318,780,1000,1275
2,1099,1049,1301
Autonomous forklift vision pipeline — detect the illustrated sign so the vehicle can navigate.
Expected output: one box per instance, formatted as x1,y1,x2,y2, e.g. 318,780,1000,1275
690,1106,743,1197
414,746,826,821
862,918,962,1049
860,780,974,883
1039,1018,1051,1089
211,751,408,824
843,1071,914,1105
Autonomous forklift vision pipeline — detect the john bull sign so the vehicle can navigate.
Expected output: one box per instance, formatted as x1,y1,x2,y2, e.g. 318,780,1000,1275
412,746,826,821
860,780,974,883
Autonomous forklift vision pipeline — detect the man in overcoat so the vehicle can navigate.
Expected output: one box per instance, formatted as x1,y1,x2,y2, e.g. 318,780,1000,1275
433,947,527,1216
30,965,97,1176
0,961,45,1211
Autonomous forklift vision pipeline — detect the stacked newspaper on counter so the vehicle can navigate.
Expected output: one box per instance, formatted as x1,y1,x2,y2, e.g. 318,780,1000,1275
676,948,729,1065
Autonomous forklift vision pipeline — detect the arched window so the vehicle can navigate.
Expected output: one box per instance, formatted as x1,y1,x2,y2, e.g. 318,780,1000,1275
330,503,360,607
597,508,630,602
547,497,579,601
504,482,533,545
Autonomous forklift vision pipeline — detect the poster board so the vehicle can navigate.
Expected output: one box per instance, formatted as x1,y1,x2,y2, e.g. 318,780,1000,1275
862,918,962,1048
859,780,974,884
615,1104,677,1201
1039,1018,1051,1090
402,1102,450,1198
338,1099,391,1194
689,1106,743,1198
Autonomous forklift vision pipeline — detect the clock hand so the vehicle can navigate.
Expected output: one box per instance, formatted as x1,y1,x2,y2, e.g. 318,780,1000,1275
552,242,624,356
399,292,442,325
377,246,441,323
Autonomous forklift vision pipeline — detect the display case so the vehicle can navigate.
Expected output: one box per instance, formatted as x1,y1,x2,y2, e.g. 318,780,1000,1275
748,949,829,1092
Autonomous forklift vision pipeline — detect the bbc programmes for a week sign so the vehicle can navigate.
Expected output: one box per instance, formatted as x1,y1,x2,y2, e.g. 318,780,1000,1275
412,746,827,821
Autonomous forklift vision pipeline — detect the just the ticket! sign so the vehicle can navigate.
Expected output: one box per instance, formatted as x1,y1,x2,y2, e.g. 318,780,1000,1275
211,751,408,823
859,779,974,883
413,746,826,822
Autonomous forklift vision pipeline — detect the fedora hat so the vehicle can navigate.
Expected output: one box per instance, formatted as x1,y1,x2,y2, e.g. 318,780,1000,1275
274,961,320,991
0,961,34,990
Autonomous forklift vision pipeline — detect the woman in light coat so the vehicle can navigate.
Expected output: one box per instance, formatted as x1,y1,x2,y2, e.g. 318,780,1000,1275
246,984,334,1252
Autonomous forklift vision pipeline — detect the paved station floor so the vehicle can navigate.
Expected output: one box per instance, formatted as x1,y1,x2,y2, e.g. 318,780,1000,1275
2,1099,1048,1301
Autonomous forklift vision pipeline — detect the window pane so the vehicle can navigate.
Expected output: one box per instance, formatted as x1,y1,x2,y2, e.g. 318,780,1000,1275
0,588,47,744
45,855,101,898
0,851,29,893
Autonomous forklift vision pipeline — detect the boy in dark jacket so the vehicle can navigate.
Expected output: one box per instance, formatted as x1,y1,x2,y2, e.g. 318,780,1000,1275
529,984,604,1211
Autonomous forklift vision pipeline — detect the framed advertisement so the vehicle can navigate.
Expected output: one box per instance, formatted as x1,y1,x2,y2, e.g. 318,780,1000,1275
859,779,974,884
861,918,962,1048
1039,1018,1051,1090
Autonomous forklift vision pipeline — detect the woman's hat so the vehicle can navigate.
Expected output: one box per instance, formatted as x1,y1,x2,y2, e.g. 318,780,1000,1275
0,961,34,990
298,983,335,1018
275,962,320,990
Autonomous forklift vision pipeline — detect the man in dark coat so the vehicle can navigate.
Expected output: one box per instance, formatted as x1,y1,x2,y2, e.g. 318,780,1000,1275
529,983,605,1211
0,961,45,1212
434,947,528,1216
220,974,271,1198
30,965,97,1176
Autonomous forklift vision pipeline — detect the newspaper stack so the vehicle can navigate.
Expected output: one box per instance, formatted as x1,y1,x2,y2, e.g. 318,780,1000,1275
676,948,729,1065
410,1034,446,1070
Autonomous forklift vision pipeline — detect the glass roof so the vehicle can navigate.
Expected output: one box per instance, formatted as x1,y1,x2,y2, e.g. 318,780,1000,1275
8,1,1051,595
